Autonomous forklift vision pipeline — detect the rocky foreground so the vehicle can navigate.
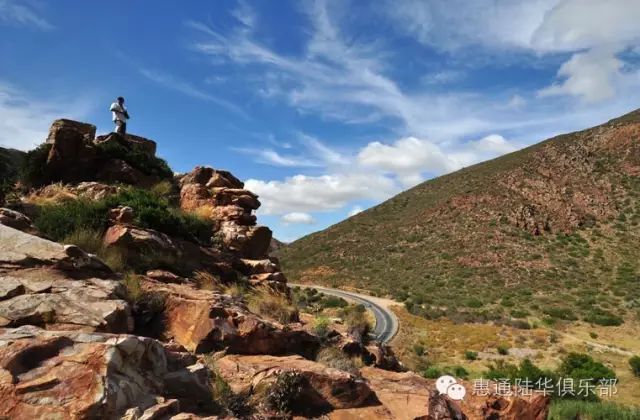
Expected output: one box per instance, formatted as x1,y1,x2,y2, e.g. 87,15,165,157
0,119,550,419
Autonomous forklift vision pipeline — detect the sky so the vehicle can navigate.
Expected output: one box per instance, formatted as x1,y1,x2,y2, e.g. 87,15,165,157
1,0,640,242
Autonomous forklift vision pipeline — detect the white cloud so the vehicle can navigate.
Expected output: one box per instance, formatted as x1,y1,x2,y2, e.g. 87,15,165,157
185,2,504,141
470,134,517,155
232,147,322,168
538,49,624,103
507,94,526,109
246,172,398,215
348,206,364,217
531,0,640,52
358,137,464,185
421,70,465,85
281,212,316,225
388,0,640,103
0,82,89,150
0,0,53,30
246,131,522,216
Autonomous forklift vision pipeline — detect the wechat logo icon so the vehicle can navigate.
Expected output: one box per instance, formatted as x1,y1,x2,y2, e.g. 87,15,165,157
436,375,467,401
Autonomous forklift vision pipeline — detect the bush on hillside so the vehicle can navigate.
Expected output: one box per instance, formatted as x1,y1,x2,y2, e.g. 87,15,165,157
548,400,640,420
20,143,52,188
583,308,624,326
486,354,616,401
313,316,331,341
315,346,359,375
34,186,213,245
629,356,640,377
0,148,20,198
265,371,305,415
95,140,173,180
340,304,371,340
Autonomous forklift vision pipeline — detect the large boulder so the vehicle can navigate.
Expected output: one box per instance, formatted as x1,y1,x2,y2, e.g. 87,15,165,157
0,208,36,234
46,119,96,145
142,279,319,356
104,224,178,266
0,326,213,418
45,120,98,184
37,119,163,187
359,367,550,420
0,224,110,274
216,354,375,415
0,225,131,332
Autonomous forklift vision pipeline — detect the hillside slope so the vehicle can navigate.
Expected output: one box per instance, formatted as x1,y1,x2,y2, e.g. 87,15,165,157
278,109,640,326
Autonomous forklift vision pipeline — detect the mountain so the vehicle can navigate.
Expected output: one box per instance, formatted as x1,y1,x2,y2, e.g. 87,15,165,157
278,109,640,326
0,119,548,419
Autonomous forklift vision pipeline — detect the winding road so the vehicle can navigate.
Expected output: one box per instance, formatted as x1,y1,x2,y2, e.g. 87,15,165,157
289,283,399,343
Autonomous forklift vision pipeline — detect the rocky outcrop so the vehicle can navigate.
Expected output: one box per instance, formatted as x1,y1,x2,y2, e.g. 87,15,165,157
96,131,157,156
36,119,165,187
179,166,273,260
0,225,131,332
0,208,36,234
104,224,178,265
141,279,319,356
216,354,375,414
360,367,550,420
0,326,212,419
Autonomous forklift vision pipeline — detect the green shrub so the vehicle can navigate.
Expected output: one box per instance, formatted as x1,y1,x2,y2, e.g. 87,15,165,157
33,187,214,245
557,352,616,401
20,143,51,187
423,366,441,379
497,345,509,356
63,227,127,272
265,371,305,415
549,400,640,420
583,308,623,326
412,343,426,356
313,316,331,340
36,199,109,241
464,350,478,360
628,355,640,377
0,148,20,198
95,139,173,180
450,365,469,379
543,306,578,321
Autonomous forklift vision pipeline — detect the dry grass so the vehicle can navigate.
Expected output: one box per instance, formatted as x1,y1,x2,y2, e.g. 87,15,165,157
247,289,298,324
63,227,126,272
315,346,360,375
25,182,77,205
194,271,221,291
390,306,640,406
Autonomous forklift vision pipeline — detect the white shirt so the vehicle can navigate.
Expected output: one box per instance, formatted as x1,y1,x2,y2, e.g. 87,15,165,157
110,102,128,122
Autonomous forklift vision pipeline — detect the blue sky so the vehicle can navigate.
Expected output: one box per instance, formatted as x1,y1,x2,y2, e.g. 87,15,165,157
1,0,640,242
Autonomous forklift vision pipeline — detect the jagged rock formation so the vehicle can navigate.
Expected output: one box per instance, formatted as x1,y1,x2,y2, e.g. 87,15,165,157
0,119,550,419
36,119,165,187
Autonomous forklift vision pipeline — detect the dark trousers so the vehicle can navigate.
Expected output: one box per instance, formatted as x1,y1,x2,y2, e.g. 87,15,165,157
115,120,127,135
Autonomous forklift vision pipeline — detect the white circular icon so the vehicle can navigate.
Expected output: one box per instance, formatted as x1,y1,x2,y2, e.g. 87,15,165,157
446,383,467,401
436,375,457,395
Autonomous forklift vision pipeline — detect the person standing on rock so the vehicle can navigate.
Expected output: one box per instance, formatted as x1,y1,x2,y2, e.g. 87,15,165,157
110,96,130,135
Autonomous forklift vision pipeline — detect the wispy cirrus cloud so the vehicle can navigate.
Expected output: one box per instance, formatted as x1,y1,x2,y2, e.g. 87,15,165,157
0,82,91,150
0,0,54,30
387,0,640,103
138,68,249,119
184,1,514,141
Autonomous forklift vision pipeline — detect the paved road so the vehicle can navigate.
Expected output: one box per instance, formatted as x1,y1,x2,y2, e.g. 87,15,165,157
290,283,399,343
